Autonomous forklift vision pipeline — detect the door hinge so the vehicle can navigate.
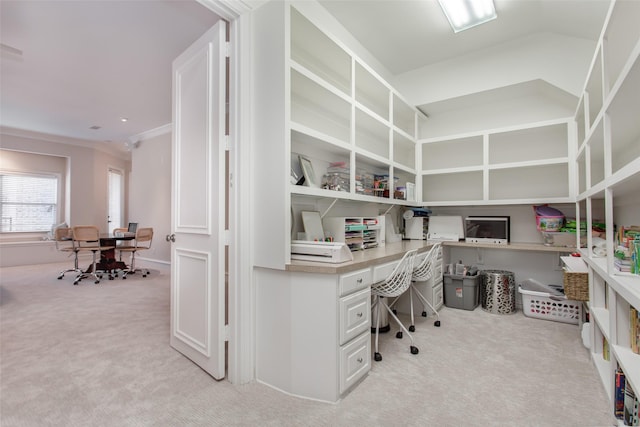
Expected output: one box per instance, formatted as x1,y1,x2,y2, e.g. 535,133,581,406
224,135,230,151
225,41,230,58
224,324,230,342
224,229,231,246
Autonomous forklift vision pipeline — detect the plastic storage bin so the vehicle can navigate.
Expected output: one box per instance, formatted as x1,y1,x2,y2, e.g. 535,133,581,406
444,274,480,310
518,284,581,324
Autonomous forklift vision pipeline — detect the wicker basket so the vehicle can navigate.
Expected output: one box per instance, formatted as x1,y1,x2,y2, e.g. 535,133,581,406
563,271,589,301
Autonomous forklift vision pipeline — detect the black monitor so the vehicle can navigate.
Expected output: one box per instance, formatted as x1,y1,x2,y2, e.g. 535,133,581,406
127,222,138,233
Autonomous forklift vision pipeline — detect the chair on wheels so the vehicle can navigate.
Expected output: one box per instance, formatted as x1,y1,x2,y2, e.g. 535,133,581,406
118,227,153,279
71,225,114,285
371,249,418,362
389,243,443,331
54,226,81,280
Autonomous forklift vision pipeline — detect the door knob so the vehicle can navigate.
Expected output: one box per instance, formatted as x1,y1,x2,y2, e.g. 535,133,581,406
166,234,176,242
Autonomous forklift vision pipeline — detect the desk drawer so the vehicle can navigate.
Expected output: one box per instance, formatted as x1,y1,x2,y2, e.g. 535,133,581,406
339,287,370,345
339,331,370,394
372,261,398,284
339,268,371,296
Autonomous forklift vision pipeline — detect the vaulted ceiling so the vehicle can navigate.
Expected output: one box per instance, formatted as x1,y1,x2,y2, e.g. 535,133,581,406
0,0,611,151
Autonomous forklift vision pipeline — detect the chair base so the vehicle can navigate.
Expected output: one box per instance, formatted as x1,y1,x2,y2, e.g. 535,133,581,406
388,282,442,330
372,295,419,362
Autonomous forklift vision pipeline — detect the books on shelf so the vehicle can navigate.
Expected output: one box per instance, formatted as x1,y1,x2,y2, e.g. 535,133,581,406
616,367,640,425
616,368,626,420
632,306,640,355
624,378,639,426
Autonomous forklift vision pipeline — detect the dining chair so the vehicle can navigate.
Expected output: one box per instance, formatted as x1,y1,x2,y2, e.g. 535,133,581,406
118,227,153,279
71,225,114,285
54,226,81,280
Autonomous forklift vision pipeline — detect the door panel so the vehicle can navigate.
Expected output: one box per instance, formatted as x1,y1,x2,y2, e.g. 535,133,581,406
170,20,226,380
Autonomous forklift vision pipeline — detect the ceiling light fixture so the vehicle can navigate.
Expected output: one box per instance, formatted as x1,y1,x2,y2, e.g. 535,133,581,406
438,0,497,33
120,117,128,122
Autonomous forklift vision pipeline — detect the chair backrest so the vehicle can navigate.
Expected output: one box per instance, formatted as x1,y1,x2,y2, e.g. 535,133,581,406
373,249,418,297
54,226,75,251
113,227,127,236
412,242,442,281
72,225,100,249
134,227,153,249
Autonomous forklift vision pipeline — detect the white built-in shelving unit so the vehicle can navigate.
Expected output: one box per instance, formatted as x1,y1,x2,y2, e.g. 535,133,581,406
418,119,574,206
574,0,640,420
254,1,424,269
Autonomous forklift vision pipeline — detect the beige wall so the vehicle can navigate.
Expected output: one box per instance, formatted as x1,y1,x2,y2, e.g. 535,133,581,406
0,130,131,266
129,131,171,263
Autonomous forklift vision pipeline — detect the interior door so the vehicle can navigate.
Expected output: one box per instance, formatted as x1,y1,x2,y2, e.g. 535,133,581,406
107,168,123,234
169,20,227,380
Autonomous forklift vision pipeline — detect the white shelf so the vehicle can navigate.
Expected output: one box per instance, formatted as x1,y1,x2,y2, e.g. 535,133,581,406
420,120,573,204
575,0,640,419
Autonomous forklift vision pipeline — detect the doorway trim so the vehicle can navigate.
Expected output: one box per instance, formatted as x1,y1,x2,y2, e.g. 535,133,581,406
196,0,255,385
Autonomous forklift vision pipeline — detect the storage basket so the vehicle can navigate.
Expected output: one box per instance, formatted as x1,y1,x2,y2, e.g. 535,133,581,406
535,215,564,231
563,271,589,301
518,286,581,324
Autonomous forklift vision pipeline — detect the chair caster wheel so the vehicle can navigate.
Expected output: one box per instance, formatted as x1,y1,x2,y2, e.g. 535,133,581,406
122,276,127,280
94,281,100,284
396,331,403,339
392,309,397,315
142,274,147,278
374,352,382,362
434,320,441,327
421,311,427,317
409,325,415,332
57,276,63,280
410,346,419,355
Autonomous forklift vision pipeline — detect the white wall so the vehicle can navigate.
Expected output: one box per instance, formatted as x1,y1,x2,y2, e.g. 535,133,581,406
128,131,172,263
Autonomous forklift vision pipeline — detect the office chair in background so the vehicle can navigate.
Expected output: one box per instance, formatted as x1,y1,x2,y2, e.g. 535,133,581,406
371,249,418,362
54,226,81,280
118,227,153,279
71,225,114,285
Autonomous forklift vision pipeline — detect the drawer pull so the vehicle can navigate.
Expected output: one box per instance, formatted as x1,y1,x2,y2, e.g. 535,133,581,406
356,312,363,318
357,278,363,283
357,357,363,363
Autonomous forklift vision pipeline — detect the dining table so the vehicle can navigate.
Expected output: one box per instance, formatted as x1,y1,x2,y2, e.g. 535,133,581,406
83,233,135,277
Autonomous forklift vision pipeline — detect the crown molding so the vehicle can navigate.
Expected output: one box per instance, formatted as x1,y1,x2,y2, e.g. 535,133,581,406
0,126,131,160
129,123,172,143
196,0,257,20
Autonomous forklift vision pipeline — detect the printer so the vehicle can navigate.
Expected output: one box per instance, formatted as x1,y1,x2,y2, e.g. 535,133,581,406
290,240,354,264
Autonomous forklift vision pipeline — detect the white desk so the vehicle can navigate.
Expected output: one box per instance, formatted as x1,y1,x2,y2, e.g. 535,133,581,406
255,241,434,403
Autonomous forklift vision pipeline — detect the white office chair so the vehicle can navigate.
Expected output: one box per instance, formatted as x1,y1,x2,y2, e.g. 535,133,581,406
371,249,418,362
407,242,443,330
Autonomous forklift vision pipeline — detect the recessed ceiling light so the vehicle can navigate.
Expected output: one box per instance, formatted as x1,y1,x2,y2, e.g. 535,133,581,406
89,125,101,130
438,0,497,33
120,117,128,122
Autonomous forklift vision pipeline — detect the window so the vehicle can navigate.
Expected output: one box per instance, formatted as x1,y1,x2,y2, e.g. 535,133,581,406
0,172,59,232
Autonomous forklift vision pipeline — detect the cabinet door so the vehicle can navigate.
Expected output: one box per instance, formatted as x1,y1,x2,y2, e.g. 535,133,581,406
339,332,371,394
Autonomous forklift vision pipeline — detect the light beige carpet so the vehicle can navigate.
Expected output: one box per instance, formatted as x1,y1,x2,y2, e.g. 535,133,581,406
0,262,613,426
